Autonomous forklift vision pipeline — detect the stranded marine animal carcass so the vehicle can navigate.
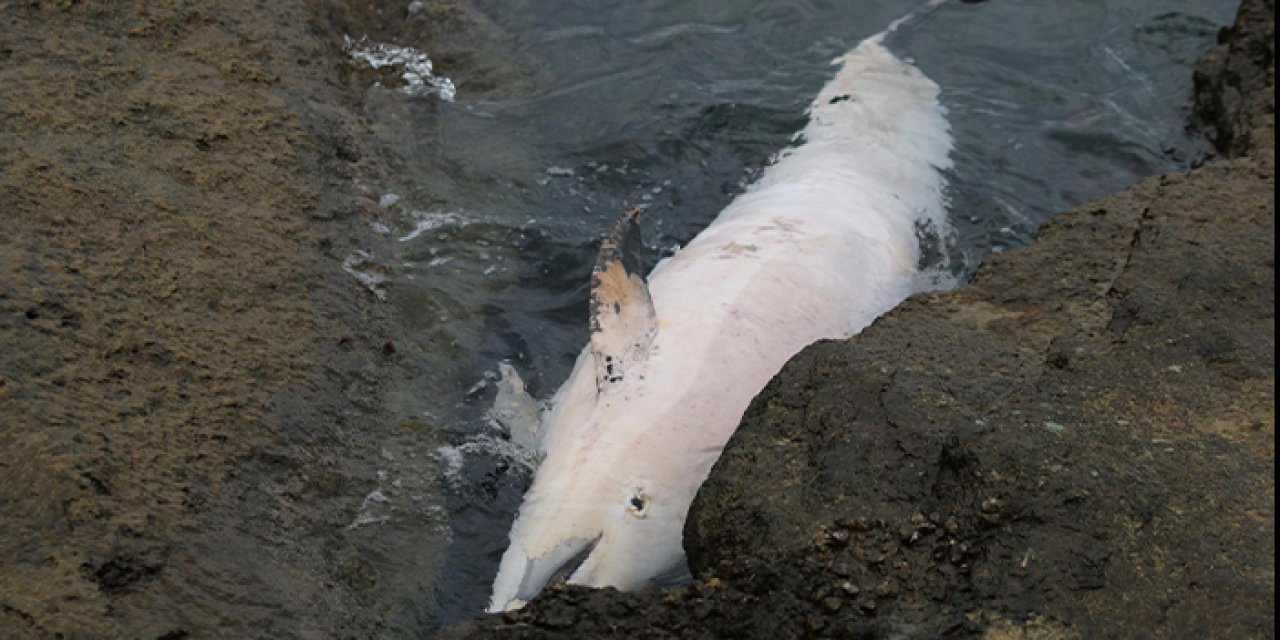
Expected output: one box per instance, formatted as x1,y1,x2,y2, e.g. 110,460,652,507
489,28,953,612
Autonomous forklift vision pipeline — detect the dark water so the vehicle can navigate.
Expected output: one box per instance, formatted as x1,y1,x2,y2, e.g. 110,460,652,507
342,0,1234,630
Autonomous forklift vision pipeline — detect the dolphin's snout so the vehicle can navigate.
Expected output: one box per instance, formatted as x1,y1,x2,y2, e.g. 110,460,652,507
489,534,601,612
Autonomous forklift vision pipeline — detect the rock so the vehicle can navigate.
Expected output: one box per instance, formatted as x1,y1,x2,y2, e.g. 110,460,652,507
1191,0,1276,158
685,0,1276,636
0,1,492,637
441,0,1274,637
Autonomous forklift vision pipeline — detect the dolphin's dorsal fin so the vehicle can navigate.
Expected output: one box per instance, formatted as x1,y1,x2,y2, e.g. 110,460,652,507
589,208,657,392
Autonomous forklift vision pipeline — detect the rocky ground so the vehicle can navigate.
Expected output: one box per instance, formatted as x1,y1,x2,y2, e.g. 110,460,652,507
443,0,1274,637
0,1,500,637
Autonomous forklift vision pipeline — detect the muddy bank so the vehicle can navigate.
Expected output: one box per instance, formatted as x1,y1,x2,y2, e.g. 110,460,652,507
443,0,1274,637
0,1,476,637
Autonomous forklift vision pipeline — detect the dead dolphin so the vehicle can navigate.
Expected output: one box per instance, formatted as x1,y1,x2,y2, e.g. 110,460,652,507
489,20,953,612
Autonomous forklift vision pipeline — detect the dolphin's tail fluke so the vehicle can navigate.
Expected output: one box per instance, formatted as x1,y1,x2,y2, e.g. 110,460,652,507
752,17,953,237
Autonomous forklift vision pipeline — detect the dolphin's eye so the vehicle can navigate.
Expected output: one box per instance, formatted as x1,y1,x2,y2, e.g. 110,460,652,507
627,490,649,517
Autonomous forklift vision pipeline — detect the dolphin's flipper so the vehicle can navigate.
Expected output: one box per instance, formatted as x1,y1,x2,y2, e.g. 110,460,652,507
492,363,542,450
589,208,658,392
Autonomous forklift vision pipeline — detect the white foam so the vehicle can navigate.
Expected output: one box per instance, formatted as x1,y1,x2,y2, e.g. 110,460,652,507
627,22,741,46
437,444,465,478
344,35,457,101
341,250,389,301
437,435,540,490
347,488,393,530
399,210,467,242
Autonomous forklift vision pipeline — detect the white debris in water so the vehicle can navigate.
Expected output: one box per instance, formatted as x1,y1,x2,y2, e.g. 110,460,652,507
343,35,457,101
544,166,576,177
342,250,389,301
399,210,467,242
407,0,426,14
379,192,402,208
370,220,392,235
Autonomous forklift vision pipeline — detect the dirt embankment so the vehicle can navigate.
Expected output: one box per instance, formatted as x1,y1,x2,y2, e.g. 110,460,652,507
0,1,463,637
444,0,1274,637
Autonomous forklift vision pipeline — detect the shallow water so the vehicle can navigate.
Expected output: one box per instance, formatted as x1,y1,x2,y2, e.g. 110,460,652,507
342,0,1234,629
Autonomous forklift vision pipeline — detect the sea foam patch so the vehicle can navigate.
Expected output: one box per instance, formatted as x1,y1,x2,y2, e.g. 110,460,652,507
343,35,457,101
399,210,468,242
342,249,390,301
437,435,540,491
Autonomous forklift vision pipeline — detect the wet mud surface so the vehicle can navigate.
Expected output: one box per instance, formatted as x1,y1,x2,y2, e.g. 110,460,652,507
443,1,1274,637
0,1,479,637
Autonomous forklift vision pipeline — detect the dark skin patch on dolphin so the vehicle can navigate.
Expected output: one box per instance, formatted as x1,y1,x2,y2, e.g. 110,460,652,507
603,355,621,384
628,490,650,517
589,207,648,335
589,208,658,390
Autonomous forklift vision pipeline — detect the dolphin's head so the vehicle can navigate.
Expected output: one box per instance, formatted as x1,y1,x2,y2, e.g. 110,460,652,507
488,207,701,613
487,425,691,612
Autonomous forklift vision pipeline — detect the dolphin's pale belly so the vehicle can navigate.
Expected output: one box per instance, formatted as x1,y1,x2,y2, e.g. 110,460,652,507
489,32,952,612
